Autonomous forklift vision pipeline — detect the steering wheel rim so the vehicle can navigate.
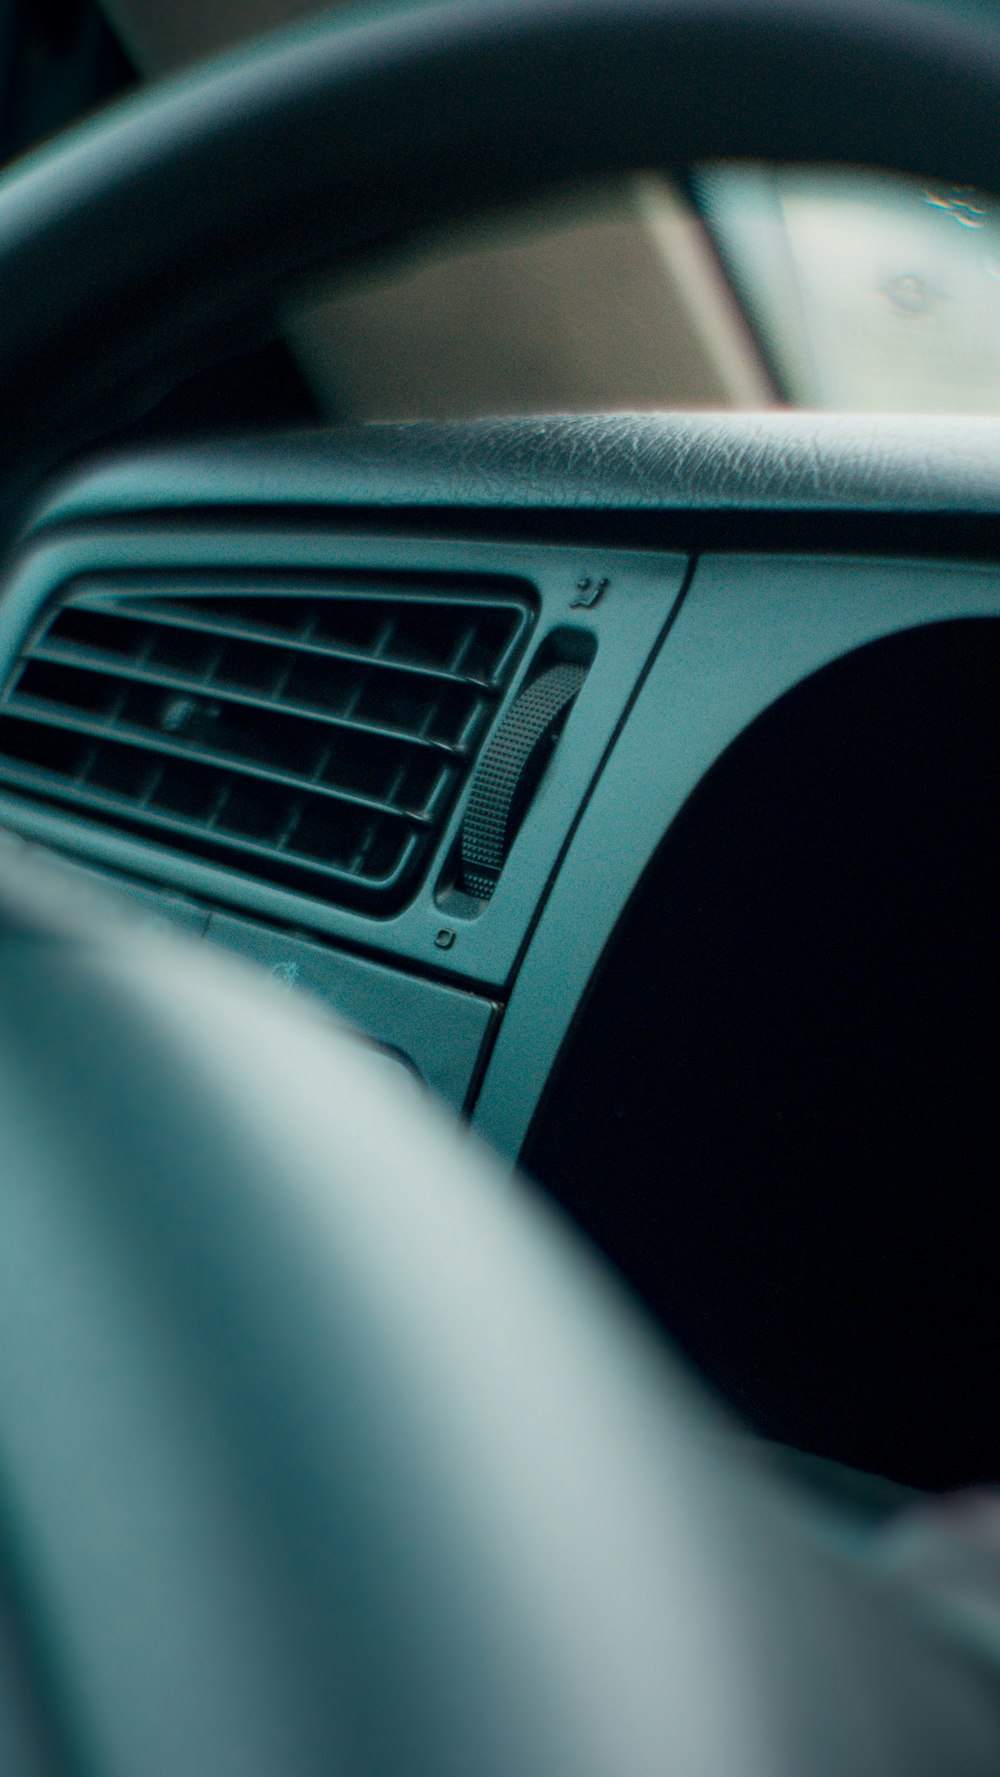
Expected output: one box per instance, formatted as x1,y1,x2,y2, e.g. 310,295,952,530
1,0,1000,500
3,846,1000,1777
3,6,1000,1775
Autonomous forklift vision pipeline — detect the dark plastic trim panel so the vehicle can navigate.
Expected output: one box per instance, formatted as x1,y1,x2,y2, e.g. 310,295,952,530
204,909,498,1111
4,838,495,1110
474,554,1000,1158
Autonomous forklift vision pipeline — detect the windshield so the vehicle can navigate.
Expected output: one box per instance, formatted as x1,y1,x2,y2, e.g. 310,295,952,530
697,164,1000,411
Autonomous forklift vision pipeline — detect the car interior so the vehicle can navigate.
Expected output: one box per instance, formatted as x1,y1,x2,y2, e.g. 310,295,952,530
2,1,1000,1773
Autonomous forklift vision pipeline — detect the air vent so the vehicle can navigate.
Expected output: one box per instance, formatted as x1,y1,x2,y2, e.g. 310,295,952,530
0,573,534,911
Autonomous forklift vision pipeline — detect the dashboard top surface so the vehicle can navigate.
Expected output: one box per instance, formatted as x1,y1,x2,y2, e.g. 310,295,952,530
27,411,1000,535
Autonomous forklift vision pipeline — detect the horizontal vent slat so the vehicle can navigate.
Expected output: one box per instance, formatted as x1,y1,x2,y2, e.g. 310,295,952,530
0,757,421,890
75,581,529,686
5,694,446,825
28,640,472,758
0,571,535,914
95,598,500,690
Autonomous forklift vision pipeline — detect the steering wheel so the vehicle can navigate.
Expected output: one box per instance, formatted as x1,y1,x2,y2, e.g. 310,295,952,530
3,5,1000,1775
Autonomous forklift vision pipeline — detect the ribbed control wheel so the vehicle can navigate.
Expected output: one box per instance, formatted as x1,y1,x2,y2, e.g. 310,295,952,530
460,661,586,899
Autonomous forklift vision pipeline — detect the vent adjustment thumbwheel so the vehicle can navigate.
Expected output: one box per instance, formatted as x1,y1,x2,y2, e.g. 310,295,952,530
460,661,587,900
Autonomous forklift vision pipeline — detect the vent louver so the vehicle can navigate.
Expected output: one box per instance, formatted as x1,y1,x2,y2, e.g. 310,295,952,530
0,574,534,911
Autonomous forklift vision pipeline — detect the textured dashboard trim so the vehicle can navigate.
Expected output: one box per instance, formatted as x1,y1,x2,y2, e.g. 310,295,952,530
26,414,1000,533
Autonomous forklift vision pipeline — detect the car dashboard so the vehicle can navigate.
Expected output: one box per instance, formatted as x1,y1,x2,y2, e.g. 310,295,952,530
1,407,999,1494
